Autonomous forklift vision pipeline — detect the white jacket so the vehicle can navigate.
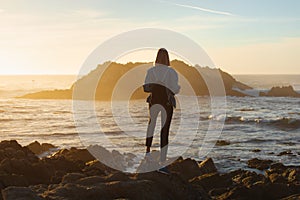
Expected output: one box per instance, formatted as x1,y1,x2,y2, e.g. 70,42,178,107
144,64,180,94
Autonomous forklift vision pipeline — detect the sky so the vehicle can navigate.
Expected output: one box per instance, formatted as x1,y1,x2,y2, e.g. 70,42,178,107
0,0,299,74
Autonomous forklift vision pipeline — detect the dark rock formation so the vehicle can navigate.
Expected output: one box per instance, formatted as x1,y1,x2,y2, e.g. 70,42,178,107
1,140,300,200
216,140,231,146
259,85,300,97
26,141,56,155
247,158,273,170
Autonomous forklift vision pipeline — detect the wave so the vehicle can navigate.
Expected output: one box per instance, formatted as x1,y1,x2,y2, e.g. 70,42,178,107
224,116,300,130
239,108,256,111
53,111,71,114
0,118,13,122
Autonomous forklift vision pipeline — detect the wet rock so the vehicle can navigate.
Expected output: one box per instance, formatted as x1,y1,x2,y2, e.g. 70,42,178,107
0,174,29,188
134,171,203,200
76,176,106,186
216,140,231,146
281,194,300,200
268,173,286,183
198,158,218,175
2,186,43,200
83,160,115,176
52,147,95,163
247,158,273,170
232,170,265,187
87,145,130,171
27,141,56,155
287,169,300,183
190,173,233,192
278,150,293,156
61,173,86,184
252,149,261,153
2,140,300,200
168,157,217,181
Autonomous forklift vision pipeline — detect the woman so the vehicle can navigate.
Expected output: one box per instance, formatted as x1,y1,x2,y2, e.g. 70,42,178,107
143,48,180,173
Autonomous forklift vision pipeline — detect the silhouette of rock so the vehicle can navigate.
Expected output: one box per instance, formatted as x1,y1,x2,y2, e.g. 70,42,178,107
259,85,300,97
216,140,231,146
27,141,56,155
1,140,300,200
2,186,43,200
278,150,294,156
18,60,252,100
247,158,273,170
19,89,72,100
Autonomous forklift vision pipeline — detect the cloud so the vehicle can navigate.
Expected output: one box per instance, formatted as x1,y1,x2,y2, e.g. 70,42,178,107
159,1,234,16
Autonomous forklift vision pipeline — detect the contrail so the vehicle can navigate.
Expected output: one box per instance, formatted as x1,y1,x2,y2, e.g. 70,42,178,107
158,0,234,16
174,3,234,16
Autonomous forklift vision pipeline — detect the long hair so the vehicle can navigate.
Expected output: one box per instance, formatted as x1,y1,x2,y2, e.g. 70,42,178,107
155,48,170,66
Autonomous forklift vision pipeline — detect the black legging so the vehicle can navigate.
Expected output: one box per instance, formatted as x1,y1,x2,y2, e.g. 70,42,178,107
146,103,173,162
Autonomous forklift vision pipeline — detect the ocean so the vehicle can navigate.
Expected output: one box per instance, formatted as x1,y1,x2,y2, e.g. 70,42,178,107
0,74,299,172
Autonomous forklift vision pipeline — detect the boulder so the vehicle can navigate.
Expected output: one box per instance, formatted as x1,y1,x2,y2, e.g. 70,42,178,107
168,158,215,181
247,158,273,170
52,148,95,163
216,140,231,146
27,141,56,155
2,186,43,200
278,150,294,156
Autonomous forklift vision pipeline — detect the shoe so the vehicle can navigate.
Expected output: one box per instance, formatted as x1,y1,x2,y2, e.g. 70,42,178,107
158,166,170,174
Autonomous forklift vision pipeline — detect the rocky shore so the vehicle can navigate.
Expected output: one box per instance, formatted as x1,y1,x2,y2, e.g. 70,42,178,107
0,140,299,200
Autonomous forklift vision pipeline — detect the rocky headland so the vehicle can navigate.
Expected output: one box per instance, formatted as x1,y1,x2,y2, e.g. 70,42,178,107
0,140,299,200
18,60,252,100
259,86,300,98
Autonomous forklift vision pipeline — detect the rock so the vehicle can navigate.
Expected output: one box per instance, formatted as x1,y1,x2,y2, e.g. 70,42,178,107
278,150,293,156
2,140,300,200
76,176,106,186
105,172,130,182
268,173,286,183
216,140,231,146
232,170,265,187
0,174,29,188
259,85,300,97
27,141,56,155
52,147,95,163
2,186,43,200
61,173,86,184
134,171,203,200
190,173,233,193
198,158,218,175
42,183,108,200
83,160,115,176
168,157,217,181
87,145,130,171
263,183,293,199
252,149,261,153
247,158,273,170
288,169,300,183
281,194,300,200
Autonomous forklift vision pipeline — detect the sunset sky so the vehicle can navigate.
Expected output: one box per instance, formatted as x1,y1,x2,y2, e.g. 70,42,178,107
0,0,299,74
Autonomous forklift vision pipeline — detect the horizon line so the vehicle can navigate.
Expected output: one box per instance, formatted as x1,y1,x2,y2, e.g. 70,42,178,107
1,73,300,76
